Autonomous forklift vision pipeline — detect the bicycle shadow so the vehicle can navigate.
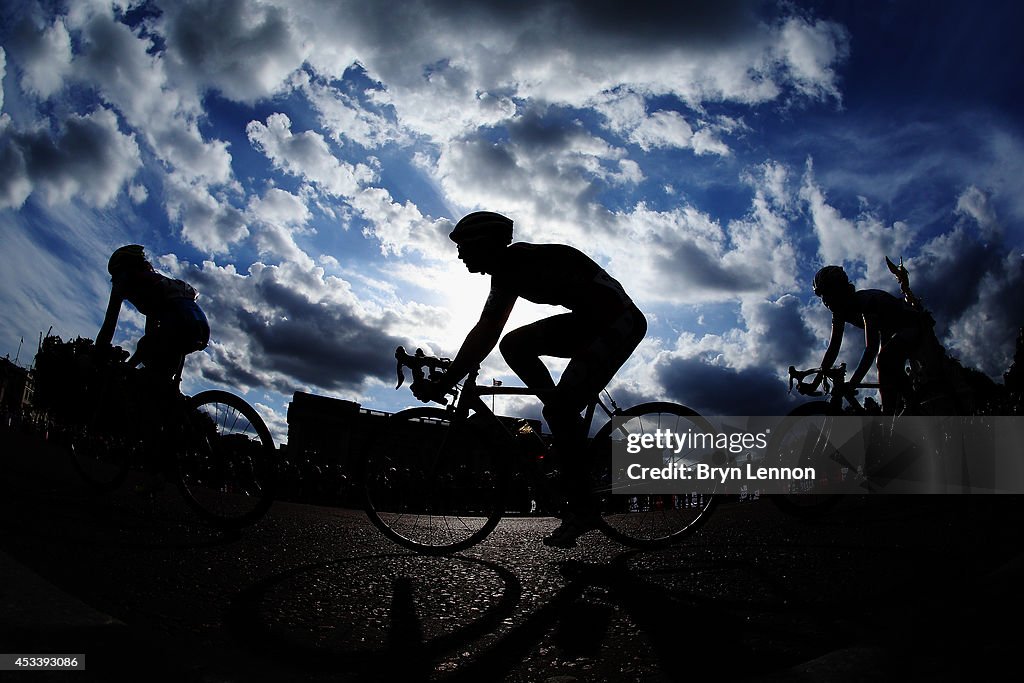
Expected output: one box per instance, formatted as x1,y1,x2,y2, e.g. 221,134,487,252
444,549,851,682
222,545,855,682
224,551,522,681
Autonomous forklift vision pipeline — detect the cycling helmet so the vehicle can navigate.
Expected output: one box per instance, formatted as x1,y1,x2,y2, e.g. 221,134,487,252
449,211,513,247
107,244,148,275
812,265,852,297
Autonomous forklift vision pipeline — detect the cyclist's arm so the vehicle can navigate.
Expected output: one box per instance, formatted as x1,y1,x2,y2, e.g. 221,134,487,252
125,315,157,368
820,317,844,369
95,287,123,348
850,314,881,388
443,289,516,385
813,316,845,388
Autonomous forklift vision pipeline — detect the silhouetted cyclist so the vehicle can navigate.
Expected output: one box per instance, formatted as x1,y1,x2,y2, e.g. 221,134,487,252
96,245,210,390
811,264,938,415
412,212,647,547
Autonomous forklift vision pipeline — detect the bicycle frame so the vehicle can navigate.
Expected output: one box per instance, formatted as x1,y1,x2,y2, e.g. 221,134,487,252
395,345,619,444
450,366,618,440
369,346,723,552
780,361,976,497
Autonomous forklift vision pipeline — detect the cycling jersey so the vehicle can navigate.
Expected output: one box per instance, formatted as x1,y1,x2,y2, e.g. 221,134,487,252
484,242,647,412
103,268,210,380
831,289,929,338
482,243,633,321
825,288,941,414
111,269,199,316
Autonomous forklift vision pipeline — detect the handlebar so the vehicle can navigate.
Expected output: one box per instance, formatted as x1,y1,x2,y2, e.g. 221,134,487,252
787,363,847,397
394,346,451,387
394,346,458,404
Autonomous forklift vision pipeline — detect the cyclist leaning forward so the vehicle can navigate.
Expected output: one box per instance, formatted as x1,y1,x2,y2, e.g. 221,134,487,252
811,265,943,415
97,245,210,393
413,212,647,548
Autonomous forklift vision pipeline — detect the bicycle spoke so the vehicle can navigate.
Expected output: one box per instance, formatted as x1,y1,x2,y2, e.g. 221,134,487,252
590,403,718,548
766,404,845,517
363,409,504,554
176,391,276,528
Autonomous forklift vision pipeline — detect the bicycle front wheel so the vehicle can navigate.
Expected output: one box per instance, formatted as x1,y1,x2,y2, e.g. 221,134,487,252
176,390,277,528
69,376,134,491
589,402,719,549
766,402,845,518
362,408,505,554
70,427,133,491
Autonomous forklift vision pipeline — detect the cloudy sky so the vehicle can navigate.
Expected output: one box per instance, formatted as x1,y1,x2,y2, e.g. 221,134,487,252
2,0,1022,442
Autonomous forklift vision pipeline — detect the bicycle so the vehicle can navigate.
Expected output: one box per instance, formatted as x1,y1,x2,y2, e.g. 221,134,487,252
766,362,970,515
42,339,277,529
360,346,721,554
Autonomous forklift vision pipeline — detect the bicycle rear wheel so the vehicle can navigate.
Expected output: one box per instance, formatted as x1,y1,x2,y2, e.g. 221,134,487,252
766,402,845,518
176,390,276,528
362,408,506,554
589,402,719,549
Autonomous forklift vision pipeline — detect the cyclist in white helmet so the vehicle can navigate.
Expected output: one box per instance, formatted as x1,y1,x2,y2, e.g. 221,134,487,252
413,211,647,547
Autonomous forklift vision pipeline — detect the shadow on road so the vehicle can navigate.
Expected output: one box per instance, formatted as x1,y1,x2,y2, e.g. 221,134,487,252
221,544,875,682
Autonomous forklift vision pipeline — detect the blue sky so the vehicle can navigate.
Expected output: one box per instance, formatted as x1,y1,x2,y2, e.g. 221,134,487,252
2,0,1022,443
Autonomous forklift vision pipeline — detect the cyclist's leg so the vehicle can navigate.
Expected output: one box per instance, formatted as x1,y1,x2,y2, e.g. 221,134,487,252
109,332,179,488
499,312,582,393
499,305,647,542
121,333,171,423
499,314,592,514
140,301,208,391
556,304,647,399
878,327,920,414
500,312,593,464
130,321,194,474
554,306,647,471
500,304,647,426
545,305,647,546
136,347,185,414
130,322,177,381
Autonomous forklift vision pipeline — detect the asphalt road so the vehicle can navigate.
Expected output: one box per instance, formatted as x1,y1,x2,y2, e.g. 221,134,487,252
1,426,1022,682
